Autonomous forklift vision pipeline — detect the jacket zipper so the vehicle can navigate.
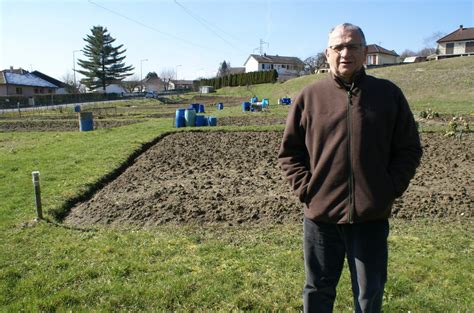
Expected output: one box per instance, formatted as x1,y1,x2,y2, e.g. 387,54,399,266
347,87,355,223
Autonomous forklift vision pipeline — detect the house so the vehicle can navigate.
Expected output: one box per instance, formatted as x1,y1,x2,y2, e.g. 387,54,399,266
31,70,68,94
229,67,245,75
243,54,305,81
435,25,474,59
171,79,194,91
0,67,58,96
143,76,166,93
366,44,400,66
92,80,127,94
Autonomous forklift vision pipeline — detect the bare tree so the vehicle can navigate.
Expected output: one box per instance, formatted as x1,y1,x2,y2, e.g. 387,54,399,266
420,31,445,56
399,49,417,60
121,75,141,93
160,68,176,90
62,71,85,94
304,52,327,74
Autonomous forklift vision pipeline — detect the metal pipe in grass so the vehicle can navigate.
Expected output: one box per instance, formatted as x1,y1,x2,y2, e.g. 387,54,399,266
32,171,43,220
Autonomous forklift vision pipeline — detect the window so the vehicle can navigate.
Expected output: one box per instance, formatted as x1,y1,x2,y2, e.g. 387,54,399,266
446,43,454,54
261,64,265,70
16,87,22,95
367,55,377,65
34,88,39,93
271,64,274,69
466,41,474,53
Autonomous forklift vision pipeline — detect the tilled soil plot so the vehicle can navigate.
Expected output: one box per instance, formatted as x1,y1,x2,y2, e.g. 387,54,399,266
64,132,473,228
0,120,139,132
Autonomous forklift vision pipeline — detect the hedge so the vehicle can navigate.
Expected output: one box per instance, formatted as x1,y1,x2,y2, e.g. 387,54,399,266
199,70,278,90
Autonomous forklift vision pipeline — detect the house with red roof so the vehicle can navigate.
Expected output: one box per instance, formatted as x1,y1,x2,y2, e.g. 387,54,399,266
435,25,474,58
365,44,400,66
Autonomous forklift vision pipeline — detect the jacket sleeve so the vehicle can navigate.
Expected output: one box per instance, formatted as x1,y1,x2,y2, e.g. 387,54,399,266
278,95,312,202
388,88,423,197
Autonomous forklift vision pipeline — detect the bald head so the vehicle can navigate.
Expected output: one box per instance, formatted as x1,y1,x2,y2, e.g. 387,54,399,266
328,23,366,47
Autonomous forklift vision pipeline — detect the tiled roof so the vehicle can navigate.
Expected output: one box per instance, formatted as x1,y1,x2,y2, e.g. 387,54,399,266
367,44,399,56
247,54,305,66
437,26,474,43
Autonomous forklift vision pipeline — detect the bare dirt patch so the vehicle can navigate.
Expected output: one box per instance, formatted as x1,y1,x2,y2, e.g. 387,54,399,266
0,120,139,132
64,132,473,228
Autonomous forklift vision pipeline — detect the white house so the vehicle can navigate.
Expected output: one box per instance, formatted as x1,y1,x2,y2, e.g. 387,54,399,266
436,25,474,58
243,54,305,81
92,80,126,94
366,44,399,66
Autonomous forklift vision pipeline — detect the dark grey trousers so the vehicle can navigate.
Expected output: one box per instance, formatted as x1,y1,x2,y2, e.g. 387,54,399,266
303,217,389,313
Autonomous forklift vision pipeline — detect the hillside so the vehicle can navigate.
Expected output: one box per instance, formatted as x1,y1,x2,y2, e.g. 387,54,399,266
216,57,474,114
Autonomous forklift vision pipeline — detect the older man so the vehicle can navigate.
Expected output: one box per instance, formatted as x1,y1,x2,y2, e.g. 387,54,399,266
278,23,422,312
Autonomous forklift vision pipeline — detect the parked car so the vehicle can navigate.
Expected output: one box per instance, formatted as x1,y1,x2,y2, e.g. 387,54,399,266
145,91,157,98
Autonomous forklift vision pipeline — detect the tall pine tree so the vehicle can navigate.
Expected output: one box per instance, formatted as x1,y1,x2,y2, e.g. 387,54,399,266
77,26,134,92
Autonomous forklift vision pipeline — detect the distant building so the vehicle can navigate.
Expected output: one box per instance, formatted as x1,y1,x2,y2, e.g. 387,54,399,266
31,70,68,94
171,79,194,91
243,54,305,81
434,25,474,59
403,56,427,63
0,67,58,96
143,76,166,93
228,67,245,75
92,80,127,94
199,85,214,93
366,44,400,66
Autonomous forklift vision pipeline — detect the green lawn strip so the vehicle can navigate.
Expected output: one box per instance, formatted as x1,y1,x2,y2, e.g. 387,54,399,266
0,220,471,310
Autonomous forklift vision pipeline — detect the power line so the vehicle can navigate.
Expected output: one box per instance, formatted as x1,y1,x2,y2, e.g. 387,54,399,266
173,0,245,53
87,0,211,51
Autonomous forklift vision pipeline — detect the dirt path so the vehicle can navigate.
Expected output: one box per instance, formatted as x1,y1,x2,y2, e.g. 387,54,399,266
64,132,473,228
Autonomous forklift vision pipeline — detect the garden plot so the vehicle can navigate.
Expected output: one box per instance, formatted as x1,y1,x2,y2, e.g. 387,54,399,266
0,119,140,132
64,131,473,228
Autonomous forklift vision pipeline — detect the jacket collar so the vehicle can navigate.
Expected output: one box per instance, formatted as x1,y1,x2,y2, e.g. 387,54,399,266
331,68,366,91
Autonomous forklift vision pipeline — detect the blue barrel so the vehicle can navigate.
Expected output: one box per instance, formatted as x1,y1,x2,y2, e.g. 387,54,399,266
217,102,224,110
262,98,269,108
188,103,200,112
74,105,81,113
175,109,186,128
79,112,93,131
242,102,251,112
251,97,258,104
198,104,205,113
184,109,196,127
208,116,217,126
195,115,207,127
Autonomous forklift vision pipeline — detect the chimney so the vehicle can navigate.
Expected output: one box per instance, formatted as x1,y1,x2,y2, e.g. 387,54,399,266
460,25,463,29
10,66,13,72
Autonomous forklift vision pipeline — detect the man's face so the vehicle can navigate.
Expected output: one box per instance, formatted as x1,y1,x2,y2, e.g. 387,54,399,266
325,27,367,82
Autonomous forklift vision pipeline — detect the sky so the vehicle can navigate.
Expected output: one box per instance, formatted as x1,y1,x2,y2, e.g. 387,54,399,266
1,0,473,82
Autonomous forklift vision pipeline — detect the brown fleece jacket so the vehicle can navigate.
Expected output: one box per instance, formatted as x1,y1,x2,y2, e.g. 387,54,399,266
278,70,422,224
